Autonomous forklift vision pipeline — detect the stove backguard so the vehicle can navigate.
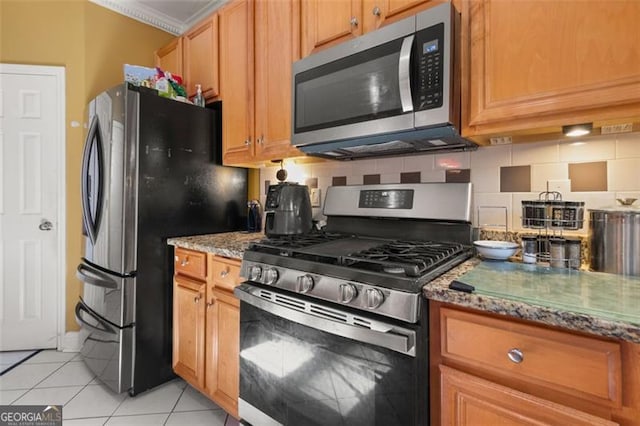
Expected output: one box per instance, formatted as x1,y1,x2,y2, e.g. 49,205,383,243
325,216,474,246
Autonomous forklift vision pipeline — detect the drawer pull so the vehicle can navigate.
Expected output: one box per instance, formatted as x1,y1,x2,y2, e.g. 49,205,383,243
507,348,524,364
220,269,229,278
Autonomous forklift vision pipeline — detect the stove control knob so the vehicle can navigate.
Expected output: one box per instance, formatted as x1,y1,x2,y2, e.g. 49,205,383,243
339,283,358,304
297,274,315,293
365,288,385,309
264,268,279,285
248,265,262,282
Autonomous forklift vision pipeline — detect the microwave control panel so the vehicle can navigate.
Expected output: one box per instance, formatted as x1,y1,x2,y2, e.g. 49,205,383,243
414,23,444,111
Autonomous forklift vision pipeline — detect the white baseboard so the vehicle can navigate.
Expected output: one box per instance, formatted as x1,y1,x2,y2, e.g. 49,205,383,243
59,331,83,352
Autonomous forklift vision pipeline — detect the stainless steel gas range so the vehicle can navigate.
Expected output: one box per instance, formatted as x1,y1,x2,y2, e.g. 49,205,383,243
234,182,473,426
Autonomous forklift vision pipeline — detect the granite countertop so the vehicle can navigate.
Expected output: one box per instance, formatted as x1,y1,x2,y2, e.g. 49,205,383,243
167,231,264,260
167,232,640,344
425,258,640,344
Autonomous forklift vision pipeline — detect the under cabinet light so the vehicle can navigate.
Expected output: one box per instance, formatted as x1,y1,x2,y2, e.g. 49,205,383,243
562,123,593,137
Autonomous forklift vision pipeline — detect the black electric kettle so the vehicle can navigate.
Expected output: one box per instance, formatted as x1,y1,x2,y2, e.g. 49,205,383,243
247,200,262,232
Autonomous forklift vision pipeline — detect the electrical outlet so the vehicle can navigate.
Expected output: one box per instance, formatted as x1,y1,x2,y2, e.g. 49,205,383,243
310,188,321,207
547,179,571,195
489,136,512,145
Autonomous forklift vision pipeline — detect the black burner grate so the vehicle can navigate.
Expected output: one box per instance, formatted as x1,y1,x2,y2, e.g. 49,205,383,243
341,241,465,277
250,234,467,278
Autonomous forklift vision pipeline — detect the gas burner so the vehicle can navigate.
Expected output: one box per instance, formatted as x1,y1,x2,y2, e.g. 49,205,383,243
384,266,406,274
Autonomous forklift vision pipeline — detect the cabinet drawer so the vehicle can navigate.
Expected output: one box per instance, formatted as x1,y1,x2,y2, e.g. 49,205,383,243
440,308,622,406
174,248,207,281
211,256,241,291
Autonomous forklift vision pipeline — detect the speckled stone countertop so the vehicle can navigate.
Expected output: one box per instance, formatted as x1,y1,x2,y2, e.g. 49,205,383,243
167,232,264,260
425,258,640,344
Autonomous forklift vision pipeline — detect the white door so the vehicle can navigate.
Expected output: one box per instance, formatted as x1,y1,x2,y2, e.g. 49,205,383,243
0,64,65,350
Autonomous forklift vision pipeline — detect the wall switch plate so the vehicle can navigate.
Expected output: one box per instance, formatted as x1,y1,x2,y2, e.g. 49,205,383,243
310,188,321,207
547,179,571,195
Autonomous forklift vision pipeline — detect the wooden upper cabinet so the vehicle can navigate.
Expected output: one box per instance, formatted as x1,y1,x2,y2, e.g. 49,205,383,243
301,0,362,57
362,0,436,33
463,0,640,142
184,14,220,100
220,0,254,165
155,38,183,78
254,0,303,161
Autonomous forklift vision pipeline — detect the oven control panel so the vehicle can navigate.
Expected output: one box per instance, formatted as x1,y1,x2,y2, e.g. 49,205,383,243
358,189,414,209
241,260,421,323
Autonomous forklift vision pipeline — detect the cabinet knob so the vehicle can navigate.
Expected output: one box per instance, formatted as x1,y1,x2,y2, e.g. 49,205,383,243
350,16,359,26
258,135,264,145
180,256,189,266
507,348,524,364
244,138,251,146
206,299,215,309
372,6,381,16
194,294,202,303
220,269,229,278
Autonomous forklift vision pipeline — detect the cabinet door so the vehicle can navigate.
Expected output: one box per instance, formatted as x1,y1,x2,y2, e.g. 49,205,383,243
184,14,219,100
173,276,206,389
220,0,254,165
362,0,435,33
301,0,362,57
254,0,303,161
464,0,640,139
205,289,240,418
440,366,618,426
155,38,183,77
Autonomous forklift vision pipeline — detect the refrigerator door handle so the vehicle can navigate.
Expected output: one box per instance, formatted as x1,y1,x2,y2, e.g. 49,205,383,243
76,263,118,289
81,115,104,245
75,301,117,334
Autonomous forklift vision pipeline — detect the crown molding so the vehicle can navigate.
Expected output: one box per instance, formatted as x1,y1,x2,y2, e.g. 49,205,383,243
89,0,227,35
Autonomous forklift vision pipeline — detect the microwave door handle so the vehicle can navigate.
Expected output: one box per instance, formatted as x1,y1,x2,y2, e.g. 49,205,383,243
398,34,415,113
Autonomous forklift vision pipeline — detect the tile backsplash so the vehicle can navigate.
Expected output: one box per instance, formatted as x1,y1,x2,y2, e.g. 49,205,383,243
259,132,640,235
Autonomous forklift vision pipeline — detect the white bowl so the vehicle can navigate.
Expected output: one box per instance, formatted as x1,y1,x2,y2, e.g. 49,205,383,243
473,240,519,260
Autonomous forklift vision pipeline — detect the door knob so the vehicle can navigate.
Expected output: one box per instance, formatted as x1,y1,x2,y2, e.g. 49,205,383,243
39,219,53,231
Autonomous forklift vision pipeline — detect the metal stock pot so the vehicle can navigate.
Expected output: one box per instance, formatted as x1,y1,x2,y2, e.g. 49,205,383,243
589,199,640,276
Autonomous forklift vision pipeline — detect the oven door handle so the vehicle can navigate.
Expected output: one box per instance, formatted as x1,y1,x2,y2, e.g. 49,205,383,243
235,283,416,357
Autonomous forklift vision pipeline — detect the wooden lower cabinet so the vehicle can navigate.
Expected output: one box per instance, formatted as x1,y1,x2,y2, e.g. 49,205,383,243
172,276,206,389
205,288,240,417
430,301,640,426
172,249,242,419
440,365,616,426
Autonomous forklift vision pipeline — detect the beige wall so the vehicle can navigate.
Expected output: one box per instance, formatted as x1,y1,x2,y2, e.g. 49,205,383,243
1,0,174,332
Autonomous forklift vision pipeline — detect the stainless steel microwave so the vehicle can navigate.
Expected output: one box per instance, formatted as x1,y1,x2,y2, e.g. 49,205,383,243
291,2,476,160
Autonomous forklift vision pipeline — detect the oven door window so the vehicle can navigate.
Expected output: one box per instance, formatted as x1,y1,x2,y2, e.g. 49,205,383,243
239,302,420,426
294,38,406,134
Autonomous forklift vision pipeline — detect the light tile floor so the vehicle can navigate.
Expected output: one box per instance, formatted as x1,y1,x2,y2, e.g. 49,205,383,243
0,350,239,426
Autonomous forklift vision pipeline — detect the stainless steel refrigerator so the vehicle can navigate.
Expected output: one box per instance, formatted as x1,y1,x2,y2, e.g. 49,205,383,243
75,83,247,395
